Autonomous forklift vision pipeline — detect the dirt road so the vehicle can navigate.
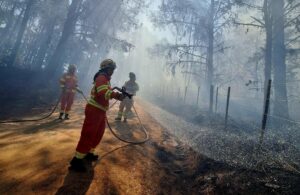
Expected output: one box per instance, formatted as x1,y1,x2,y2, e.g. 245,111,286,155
0,100,299,194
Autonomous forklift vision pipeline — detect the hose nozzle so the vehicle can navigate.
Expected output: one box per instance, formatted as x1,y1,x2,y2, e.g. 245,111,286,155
112,87,133,99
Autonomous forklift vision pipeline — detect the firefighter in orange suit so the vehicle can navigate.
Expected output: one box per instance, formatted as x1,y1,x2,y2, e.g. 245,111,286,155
69,59,124,172
59,64,80,120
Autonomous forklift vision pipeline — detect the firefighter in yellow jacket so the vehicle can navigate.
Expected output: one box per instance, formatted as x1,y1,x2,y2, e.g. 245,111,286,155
115,72,139,122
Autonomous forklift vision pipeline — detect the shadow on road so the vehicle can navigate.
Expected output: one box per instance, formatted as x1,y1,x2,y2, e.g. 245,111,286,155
22,119,63,134
55,161,94,195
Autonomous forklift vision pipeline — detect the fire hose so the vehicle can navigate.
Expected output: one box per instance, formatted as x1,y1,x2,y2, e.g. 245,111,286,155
0,87,149,144
79,87,149,144
0,93,63,123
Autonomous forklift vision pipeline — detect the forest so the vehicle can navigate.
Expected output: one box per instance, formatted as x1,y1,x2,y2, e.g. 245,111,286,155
0,0,300,194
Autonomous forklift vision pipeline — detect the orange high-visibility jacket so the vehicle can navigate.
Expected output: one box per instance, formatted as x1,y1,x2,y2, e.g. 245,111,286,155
88,73,119,112
60,73,78,93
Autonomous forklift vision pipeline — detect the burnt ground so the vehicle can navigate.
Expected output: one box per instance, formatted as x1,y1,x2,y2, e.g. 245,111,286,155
0,99,299,194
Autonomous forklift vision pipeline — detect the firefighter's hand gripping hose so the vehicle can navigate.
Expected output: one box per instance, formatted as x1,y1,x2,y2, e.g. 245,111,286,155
80,90,149,144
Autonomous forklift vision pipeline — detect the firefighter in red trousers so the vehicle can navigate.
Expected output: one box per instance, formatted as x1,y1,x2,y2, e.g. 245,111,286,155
59,64,81,120
69,59,124,172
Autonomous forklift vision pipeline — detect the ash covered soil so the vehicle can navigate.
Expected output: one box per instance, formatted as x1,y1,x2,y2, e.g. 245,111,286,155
0,99,299,195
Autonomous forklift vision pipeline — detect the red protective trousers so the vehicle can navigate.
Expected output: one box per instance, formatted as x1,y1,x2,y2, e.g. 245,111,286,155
60,91,75,113
76,104,106,154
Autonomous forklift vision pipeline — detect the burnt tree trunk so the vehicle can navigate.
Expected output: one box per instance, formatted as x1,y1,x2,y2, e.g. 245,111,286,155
7,7,26,47
33,18,56,69
263,0,272,102
46,0,83,78
0,1,17,46
271,0,289,118
10,0,35,67
207,0,214,113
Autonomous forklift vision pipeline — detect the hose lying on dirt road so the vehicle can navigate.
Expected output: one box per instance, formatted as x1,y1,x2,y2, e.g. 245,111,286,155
106,101,149,144
0,93,62,124
80,92,149,144
0,91,149,144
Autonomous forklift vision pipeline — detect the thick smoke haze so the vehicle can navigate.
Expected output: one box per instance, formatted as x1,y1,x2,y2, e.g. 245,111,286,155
0,1,300,192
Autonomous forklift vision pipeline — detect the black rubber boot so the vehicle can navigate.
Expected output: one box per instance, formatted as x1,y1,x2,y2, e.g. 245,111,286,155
58,112,64,120
64,114,70,120
84,153,99,161
115,117,121,121
69,157,86,172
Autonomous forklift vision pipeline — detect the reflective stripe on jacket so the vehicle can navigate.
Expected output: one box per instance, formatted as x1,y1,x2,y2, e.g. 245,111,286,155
88,73,118,111
60,73,78,93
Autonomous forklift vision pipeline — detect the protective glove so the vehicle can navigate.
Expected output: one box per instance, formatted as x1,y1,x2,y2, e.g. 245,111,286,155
114,93,125,101
76,87,83,93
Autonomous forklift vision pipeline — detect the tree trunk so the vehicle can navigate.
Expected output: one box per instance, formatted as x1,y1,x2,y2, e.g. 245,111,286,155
46,0,83,78
271,0,289,118
33,18,56,69
207,0,214,113
8,7,25,46
10,0,35,67
263,0,272,101
0,1,17,46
